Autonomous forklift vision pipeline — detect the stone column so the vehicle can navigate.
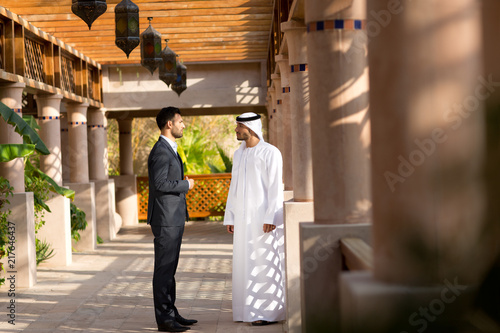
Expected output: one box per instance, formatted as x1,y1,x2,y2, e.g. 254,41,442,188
265,93,274,145
306,1,371,225
268,88,277,146
118,119,133,176
66,102,90,184
368,0,484,287
281,20,315,333
482,0,500,270
300,0,372,331
60,113,70,182
88,108,108,181
0,83,26,193
341,1,489,332
103,114,110,178
271,74,285,156
88,108,118,241
35,93,72,266
114,119,138,226
282,20,314,202
276,54,294,191
65,102,96,252
35,94,64,185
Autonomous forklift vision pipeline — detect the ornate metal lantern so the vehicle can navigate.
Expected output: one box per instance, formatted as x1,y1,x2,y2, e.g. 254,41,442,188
71,0,107,30
171,59,187,96
140,17,162,75
159,40,177,87
115,0,140,58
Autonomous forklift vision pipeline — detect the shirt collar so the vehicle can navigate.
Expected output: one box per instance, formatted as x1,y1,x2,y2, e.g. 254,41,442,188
160,135,177,153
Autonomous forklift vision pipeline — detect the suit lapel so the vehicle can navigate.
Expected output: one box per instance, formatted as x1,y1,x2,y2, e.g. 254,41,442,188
159,137,183,172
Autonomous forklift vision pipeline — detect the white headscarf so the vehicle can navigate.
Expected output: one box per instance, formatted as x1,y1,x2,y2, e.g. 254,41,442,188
236,112,264,142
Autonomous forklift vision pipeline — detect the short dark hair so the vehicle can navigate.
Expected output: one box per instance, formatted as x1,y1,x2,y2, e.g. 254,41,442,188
156,107,181,130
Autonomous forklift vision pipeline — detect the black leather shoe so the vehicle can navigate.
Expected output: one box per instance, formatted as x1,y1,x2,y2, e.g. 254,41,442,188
175,314,198,326
251,320,277,326
158,320,190,332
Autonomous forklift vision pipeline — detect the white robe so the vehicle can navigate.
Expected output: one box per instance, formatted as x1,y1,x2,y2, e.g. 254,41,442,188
223,140,286,322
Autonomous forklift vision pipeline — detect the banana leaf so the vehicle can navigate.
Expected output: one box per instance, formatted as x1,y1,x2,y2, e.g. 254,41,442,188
0,143,35,162
0,101,49,155
25,159,75,200
23,115,41,131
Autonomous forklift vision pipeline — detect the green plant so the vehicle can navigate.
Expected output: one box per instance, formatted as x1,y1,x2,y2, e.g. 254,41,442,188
35,238,55,265
0,102,49,157
211,144,232,173
177,124,232,175
71,203,87,244
0,177,14,286
0,105,76,269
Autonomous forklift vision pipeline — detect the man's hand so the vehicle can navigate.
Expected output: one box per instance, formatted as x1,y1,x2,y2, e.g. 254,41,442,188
227,225,234,234
263,224,276,233
186,176,195,190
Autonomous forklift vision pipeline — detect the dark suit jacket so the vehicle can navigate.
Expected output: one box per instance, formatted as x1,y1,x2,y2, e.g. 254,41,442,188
147,137,189,226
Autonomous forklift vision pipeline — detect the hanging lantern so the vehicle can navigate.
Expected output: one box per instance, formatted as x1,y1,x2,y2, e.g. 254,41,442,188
159,39,177,87
115,0,140,58
71,0,107,30
140,17,162,75
171,59,187,96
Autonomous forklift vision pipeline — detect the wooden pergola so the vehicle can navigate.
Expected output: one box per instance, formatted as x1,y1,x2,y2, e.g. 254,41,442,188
1,0,280,65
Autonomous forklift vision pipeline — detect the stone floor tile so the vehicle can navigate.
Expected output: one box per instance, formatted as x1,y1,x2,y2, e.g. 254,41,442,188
0,222,284,332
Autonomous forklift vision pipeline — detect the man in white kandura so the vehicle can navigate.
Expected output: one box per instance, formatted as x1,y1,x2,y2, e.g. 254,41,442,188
224,112,286,326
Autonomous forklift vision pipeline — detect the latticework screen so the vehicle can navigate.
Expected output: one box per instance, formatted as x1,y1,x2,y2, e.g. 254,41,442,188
137,173,232,220
88,67,95,99
61,55,76,93
24,37,45,83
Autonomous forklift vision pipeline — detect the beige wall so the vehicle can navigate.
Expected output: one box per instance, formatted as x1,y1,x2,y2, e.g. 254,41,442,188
102,62,267,114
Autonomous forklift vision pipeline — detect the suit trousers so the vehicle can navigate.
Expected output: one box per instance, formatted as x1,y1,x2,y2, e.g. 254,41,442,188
151,224,185,324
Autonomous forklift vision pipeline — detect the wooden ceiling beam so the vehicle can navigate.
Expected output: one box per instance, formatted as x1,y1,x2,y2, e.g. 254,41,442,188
0,1,274,64
7,0,272,10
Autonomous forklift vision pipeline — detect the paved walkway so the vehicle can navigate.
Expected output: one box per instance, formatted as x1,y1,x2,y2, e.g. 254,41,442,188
0,221,286,333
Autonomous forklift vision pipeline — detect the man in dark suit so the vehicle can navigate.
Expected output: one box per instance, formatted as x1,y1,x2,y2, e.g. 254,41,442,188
147,107,197,332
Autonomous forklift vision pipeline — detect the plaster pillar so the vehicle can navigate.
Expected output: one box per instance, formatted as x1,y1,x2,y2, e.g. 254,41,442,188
35,94,64,185
35,93,72,266
88,108,118,241
118,119,133,176
281,20,315,333
60,113,70,182
282,20,314,202
66,102,90,184
88,108,108,181
271,74,285,156
341,1,490,332
300,0,372,331
276,55,294,191
265,93,274,145
65,102,96,252
306,0,371,225
268,88,277,146
369,0,484,287
0,83,26,193
114,119,138,226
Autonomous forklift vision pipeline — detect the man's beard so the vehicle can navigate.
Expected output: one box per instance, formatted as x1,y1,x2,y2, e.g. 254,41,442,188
172,128,183,139
236,132,249,141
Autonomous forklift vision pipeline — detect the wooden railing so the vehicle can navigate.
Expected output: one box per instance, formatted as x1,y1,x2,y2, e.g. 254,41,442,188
137,173,232,220
0,6,102,107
